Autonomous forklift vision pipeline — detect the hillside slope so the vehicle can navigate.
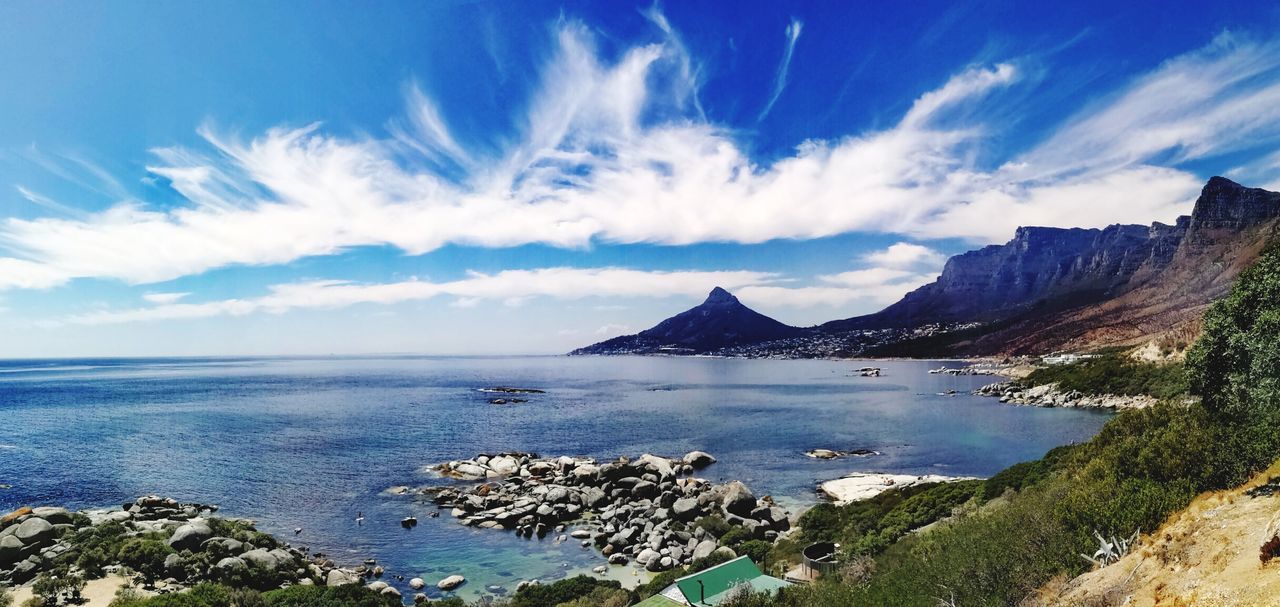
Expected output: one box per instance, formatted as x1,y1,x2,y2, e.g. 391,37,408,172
1030,460,1280,607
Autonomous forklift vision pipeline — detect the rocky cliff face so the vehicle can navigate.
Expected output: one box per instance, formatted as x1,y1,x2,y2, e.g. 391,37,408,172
827,220,1187,331
571,287,805,355
915,177,1280,355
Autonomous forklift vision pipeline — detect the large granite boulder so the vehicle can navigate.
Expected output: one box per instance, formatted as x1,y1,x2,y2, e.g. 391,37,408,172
168,521,214,551
14,517,55,546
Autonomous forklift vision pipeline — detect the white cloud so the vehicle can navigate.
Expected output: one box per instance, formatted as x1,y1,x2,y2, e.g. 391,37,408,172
57,267,781,326
862,243,946,269
594,323,632,336
142,292,189,304
1,22,1277,292
757,18,803,122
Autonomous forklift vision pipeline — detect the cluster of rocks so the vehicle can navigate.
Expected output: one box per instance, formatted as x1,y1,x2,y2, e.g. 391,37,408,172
422,451,789,573
1,495,405,600
974,382,1156,410
1,505,75,583
929,366,1001,376
804,448,879,460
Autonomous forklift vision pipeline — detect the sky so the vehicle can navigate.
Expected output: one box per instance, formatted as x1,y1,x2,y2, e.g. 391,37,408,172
2,0,1280,357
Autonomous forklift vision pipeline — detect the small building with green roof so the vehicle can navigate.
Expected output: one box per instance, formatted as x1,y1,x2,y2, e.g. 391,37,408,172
638,556,792,606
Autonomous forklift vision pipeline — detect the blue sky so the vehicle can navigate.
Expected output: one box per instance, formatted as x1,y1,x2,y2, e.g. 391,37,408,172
2,0,1280,357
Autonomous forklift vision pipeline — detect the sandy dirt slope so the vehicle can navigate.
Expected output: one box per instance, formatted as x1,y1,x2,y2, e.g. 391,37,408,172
9,575,150,607
1029,460,1280,607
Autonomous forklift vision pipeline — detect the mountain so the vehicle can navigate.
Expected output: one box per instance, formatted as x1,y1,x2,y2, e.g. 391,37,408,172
858,177,1280,356
573,177,1280,358
570,287,806,355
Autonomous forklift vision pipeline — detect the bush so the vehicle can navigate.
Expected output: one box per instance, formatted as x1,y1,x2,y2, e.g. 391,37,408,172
0,586,11,607
718,527,751,547
117,539,174,585
1023,353,1188,399
694,516,731,538
508,576,622,607
737,540,772,566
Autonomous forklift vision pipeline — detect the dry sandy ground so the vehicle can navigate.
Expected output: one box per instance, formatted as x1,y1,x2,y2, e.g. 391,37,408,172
9,575,150,607
1028,460,1280,607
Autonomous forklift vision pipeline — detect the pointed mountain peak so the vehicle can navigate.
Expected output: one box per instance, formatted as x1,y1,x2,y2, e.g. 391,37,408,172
704,286,739,305
1203,175,1245,192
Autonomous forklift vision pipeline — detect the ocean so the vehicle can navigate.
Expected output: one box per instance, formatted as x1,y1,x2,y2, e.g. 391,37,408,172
0,355,1110,600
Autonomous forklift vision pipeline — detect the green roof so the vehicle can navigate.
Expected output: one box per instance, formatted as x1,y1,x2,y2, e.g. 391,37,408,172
671,556,792,606
633,595,684,607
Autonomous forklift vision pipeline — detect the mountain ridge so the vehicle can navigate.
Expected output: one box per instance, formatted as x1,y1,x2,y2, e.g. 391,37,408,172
572,177,1280,358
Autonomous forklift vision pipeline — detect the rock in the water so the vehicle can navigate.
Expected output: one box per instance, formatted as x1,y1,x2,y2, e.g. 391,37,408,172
682,451,716,469
409,577,425,590
437,574,466,590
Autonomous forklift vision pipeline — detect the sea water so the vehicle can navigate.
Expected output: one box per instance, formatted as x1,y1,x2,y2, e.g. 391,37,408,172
0,356,1110,599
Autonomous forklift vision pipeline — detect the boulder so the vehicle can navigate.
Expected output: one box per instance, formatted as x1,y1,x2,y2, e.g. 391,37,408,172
327,569,360,587
241,548,280,569
0,534,24,566
380,587,401,598
718,481,756,518
14,517,55,546
215,557,247,572
489,456,520,475
409,577,426,590
30,507,72,526
671,497,700,521
682,451,716,469
711,546,737,561
168,521,213,551
692,539,718,561
437,574,466,590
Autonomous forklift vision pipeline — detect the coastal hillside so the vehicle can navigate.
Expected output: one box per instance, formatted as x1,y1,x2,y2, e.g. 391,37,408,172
570,287,805,355
716,232,1280,607
1028,459,1280,606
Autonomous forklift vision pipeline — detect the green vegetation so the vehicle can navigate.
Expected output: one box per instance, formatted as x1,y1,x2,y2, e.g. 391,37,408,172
795,481,983,557
721,244,1280,606
108,583,410,607
1022,352,1188,399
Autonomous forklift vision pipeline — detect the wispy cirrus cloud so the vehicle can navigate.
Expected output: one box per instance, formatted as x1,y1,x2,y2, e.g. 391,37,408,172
2,17,1280,297
56,268,783,326
757,17,803,122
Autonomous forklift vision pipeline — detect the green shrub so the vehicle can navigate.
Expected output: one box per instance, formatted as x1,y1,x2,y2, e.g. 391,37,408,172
117,539,174,585
737,540,773,566
1023,353,1188,399
718,527,751,547
694,516,731,538
508,576,622,607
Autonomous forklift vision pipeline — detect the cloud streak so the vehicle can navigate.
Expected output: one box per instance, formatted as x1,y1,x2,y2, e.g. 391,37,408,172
757,18,803,122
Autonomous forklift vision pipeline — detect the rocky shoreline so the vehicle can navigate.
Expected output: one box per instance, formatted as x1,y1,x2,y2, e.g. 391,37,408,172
974,381,1157,410
416,451,789,574
1,496,421,603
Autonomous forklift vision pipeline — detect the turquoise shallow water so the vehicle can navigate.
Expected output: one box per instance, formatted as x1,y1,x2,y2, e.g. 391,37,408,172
0,355,1111,600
